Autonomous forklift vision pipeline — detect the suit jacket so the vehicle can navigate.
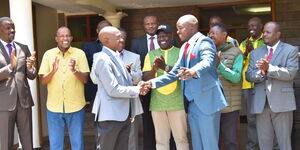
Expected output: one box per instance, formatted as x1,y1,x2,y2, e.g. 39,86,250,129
151,32,227,115
246,42,298,114
121,49,142,85
81,40,102,103
131,35,148,68
91,47,143,122
0,41,36,111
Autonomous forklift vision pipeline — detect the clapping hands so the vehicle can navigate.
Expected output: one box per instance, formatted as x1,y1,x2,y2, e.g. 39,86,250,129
26,51,36,70
256,55,269,75
138,81,152,95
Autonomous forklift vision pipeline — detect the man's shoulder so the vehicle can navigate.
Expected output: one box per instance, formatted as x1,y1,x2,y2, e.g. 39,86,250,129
14,41,27,47
132,35,146,43
124,50,139,57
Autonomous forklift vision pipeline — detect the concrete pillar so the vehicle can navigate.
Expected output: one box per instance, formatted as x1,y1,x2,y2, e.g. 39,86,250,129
9,0,41,148
104,11,127,27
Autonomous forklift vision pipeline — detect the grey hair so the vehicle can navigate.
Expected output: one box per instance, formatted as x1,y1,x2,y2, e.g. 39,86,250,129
0,17,13,25
178,14,198,25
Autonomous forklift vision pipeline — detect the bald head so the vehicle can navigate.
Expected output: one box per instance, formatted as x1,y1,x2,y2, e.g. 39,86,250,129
176,14,199,42
99,26,123,51
96,20,112,33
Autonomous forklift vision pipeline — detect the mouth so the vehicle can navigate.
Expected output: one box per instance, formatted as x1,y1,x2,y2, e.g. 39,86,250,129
63,41,69,44
250,30,255,35
160,41,167,44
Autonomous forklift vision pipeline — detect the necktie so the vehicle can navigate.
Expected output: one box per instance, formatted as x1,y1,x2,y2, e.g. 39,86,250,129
119,50,124,61
149,36,155,51
184,43,190,59
267,48,273,61
6,43,13,56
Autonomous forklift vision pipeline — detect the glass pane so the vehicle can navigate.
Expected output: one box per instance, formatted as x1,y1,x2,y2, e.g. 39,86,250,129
90,16,105,38
68,17,87,39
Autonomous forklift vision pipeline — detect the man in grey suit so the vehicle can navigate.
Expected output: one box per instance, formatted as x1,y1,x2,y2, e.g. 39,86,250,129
91,26,147,150
246,21,299,150
119,28,143,150
0,17,36,150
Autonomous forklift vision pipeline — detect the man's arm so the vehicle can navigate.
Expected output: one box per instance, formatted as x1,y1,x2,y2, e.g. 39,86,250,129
130,54,142,85
246,51,266,83
39,56,59,85
217,54,243,83
94,57,141,98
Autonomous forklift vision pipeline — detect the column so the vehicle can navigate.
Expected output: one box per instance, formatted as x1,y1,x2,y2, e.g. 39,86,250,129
104,11,128,27
9,0,41,148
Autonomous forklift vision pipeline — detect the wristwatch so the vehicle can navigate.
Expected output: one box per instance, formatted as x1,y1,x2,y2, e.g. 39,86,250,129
164,65,170,72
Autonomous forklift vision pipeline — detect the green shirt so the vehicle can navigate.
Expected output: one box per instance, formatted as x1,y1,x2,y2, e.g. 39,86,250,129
143,46,184,111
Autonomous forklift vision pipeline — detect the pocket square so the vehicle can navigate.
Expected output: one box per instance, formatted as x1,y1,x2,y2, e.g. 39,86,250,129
190,53,196,60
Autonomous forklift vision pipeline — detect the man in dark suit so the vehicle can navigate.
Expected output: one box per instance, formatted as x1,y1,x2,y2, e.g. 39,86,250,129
131,15,160,150
81,19,112,149
246,22,298,150
0,17,36,150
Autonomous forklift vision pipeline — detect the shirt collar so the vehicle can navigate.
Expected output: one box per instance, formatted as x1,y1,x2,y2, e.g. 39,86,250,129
0,39,14,47
160,46,174,52
146,34,157,40
187,32,201,45
104,46,119,57
55,46,73,55
267,40,280,52
249,33,263,41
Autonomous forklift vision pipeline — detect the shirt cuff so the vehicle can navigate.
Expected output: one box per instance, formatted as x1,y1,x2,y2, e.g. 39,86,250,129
150,80,156,89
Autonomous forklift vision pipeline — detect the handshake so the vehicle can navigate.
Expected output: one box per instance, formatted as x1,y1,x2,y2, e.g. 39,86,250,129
138,81,152,95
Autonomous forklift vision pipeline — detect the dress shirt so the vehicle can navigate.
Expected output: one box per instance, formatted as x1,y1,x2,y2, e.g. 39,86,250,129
267,40,280,56
0,39,14,56
38,47,90,113
146,34,159,51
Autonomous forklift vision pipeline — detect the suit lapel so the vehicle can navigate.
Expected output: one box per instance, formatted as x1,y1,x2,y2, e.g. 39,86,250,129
270,42,282,64
103,48,129,81
0,41,10,63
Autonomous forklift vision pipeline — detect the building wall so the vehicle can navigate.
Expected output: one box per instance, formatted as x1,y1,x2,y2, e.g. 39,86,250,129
121,6,199,49
33,3,58,137
276,0,300,47
276,0,300,149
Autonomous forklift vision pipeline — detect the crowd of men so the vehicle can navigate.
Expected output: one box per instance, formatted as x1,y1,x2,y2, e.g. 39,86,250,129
0,12,298,150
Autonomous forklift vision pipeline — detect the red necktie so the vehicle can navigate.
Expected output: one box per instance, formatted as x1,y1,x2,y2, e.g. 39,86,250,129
267,48,273,61
149,36,155,51
184,43,190,59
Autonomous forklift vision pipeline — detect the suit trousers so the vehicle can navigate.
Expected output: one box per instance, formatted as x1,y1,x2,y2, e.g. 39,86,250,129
219,110,239,150
0,102,33,150
256,102,293,150
128,115,143,150
188,101,221,150
97,118,131,150
151,110,190,150
243,89,259,150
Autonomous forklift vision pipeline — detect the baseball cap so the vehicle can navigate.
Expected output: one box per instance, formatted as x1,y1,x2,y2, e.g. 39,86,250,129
156,24,173,34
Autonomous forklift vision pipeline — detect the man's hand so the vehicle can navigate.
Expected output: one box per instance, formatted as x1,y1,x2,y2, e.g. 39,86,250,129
138,81,152,95
52,56,60,73
154,55,167,71
245,38,254,56
26,51,36,70
9,49,17,70
125,63,133,73
256,56,269,75
69,57,77,73
177,67,196,80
